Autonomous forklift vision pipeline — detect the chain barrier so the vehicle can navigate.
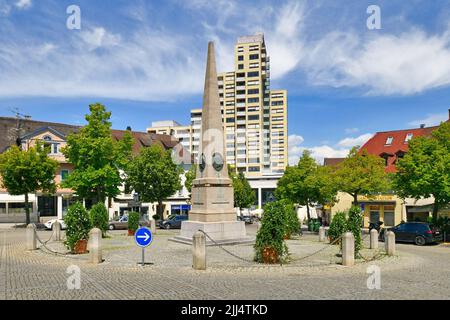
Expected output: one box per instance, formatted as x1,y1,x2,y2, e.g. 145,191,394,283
197,230,257,264
289,234,343,263
32,224,70,256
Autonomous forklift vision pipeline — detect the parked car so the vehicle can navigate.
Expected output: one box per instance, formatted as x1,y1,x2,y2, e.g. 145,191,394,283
44,219,67,230
237,215,256,224
159,215,188,229
379,222,443,246
108,215,151,230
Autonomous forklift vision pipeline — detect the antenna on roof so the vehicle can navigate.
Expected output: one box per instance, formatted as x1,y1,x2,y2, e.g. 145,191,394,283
10,107,31,120
10,108,31,147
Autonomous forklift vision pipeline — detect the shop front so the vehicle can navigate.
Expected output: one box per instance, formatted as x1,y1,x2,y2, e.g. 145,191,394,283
359,195,404,228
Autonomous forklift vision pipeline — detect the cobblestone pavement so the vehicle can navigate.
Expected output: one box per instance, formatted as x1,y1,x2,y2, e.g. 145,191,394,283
0,224,449,300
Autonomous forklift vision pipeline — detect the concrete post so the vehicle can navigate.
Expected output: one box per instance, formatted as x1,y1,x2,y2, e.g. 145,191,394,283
150,219,156,236
53,221,61,242
370,229,378,250
192,231,206,270
319,227,326,242
26,224,37,251
385,231,396,256
89,228,102,264
342,232,355,267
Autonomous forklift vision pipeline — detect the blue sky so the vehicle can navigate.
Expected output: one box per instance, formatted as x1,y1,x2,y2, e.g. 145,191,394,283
0,0,450,164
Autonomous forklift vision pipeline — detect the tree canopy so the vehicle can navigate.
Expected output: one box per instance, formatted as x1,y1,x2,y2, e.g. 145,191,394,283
62,103,133,203
394,122,450,219
0,143,58,224
334,147,390,204
126,143,182,219
276,150,337,220
232,171,256,211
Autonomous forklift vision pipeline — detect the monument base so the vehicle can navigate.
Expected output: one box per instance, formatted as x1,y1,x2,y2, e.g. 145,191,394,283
170,221,254,246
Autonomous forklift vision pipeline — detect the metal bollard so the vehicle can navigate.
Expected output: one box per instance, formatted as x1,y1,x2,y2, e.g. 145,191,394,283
385,231,396,256
319,227,326,242
342,232,355,266
89,228,103,264
53,221,61,242
370,229,378,250
192,231,206,270
26,223,37,251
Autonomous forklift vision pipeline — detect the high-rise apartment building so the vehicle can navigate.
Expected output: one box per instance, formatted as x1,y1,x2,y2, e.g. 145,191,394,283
148,33,288,179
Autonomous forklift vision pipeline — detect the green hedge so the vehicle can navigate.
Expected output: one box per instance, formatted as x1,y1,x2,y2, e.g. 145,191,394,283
64,202,91,252
89,203,109,237
128,212,140,232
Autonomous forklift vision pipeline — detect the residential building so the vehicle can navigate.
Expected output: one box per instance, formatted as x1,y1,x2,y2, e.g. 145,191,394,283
147,33,288,209
0,116,189,223
324,109,450,227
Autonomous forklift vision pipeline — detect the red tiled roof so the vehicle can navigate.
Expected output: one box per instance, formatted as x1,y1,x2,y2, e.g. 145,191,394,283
360,124,444,173
323,158,345,167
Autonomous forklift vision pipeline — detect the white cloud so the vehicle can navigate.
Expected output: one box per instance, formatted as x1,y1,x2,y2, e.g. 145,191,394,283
409,112,449,127
301,28,450,95
288,134,350,166
337,133,373,148
15,0,31,9
80,28,121,51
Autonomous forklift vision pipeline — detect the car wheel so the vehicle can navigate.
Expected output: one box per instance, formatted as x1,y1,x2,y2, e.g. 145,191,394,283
108,224,115,231
415,236,426,246
164,224,171,230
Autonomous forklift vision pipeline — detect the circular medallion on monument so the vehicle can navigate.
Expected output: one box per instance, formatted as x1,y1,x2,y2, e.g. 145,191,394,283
212,152,224,172
199,153,206,172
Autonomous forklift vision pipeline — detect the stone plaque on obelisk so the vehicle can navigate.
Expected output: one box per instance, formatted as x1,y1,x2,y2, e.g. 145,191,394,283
172,42,251,245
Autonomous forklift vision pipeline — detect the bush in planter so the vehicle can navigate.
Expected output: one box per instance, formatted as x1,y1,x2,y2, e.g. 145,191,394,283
254,200,290,264
328,211,347,244
128,211,140,235
346,206,363,256
64,202,91,253
152,214,161,221
89,203,109,237
283,201,300,239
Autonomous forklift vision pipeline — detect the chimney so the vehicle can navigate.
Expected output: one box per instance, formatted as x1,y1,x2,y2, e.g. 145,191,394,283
420,124,425,129
126,126,132,131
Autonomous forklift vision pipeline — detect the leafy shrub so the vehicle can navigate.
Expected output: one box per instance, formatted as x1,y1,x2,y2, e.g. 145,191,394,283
152,214,161,221
128,212,140,232
254,200,290,264
328,211,347,244
64,202,91,252
347,206,363,256
89,203,109,237
283,200,300,238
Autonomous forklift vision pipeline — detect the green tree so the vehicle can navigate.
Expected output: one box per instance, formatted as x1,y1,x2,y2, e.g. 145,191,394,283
89,203,109,237
276,150,336,220
232,171,256,213
62,104,133,204
328,211,347,244
394,122,450,220
346,206,363,256
184,164,197,201
0,143,58,225
64,202,91,252
335,147,390,205
126,144,182,220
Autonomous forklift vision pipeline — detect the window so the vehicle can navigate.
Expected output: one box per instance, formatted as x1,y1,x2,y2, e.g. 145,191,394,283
61,170,70,181
238,64,244,70
52,144,59,154
247,89,259,95
385,137,393,145
247,71,259,78
0,203,6,214
248,166,260,172
405,133,413,143
271,101,283,106
248,115,260,121
248,97,259,104
238,55,244,61
226,118,235,123
236,72,245,78
249,54,259,60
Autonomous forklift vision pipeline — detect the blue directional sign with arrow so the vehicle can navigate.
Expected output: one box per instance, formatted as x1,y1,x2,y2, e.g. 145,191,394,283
134,227,153,248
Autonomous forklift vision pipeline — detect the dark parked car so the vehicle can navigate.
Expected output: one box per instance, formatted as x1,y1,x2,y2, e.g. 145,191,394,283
159,215,188,229
379,222,443,246
237,215,256,224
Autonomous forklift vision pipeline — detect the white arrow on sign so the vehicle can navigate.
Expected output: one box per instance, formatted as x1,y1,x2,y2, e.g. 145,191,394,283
137,232,150,242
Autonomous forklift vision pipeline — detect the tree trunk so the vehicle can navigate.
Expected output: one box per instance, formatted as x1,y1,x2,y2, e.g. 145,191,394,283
25,193,30,225
352,193,358,206
306,203,311,221
157,201,165,220
432,202,439,222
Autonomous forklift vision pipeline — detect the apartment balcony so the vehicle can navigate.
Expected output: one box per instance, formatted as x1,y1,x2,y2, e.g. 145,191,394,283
236,94,246,99
237,112,246,117
237,120,246,125
236,86,246,90
236,77,245,81
236,103,245,108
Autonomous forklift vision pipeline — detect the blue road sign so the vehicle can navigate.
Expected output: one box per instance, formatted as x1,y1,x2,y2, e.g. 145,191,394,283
134,227,153,248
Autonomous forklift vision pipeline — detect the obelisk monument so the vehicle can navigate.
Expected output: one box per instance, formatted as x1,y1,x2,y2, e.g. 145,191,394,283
173,42,251,245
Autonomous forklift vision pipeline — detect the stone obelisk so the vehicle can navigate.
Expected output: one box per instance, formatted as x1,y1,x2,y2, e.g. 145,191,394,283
173,42,251,245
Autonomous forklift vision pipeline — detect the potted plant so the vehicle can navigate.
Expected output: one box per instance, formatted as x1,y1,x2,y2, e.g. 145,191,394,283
254,200,290,264
128,211,140,236
89,203,109,238
64,202,91,254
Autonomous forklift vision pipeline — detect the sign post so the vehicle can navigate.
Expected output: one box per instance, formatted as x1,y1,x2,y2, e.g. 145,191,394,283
134,227,153,266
